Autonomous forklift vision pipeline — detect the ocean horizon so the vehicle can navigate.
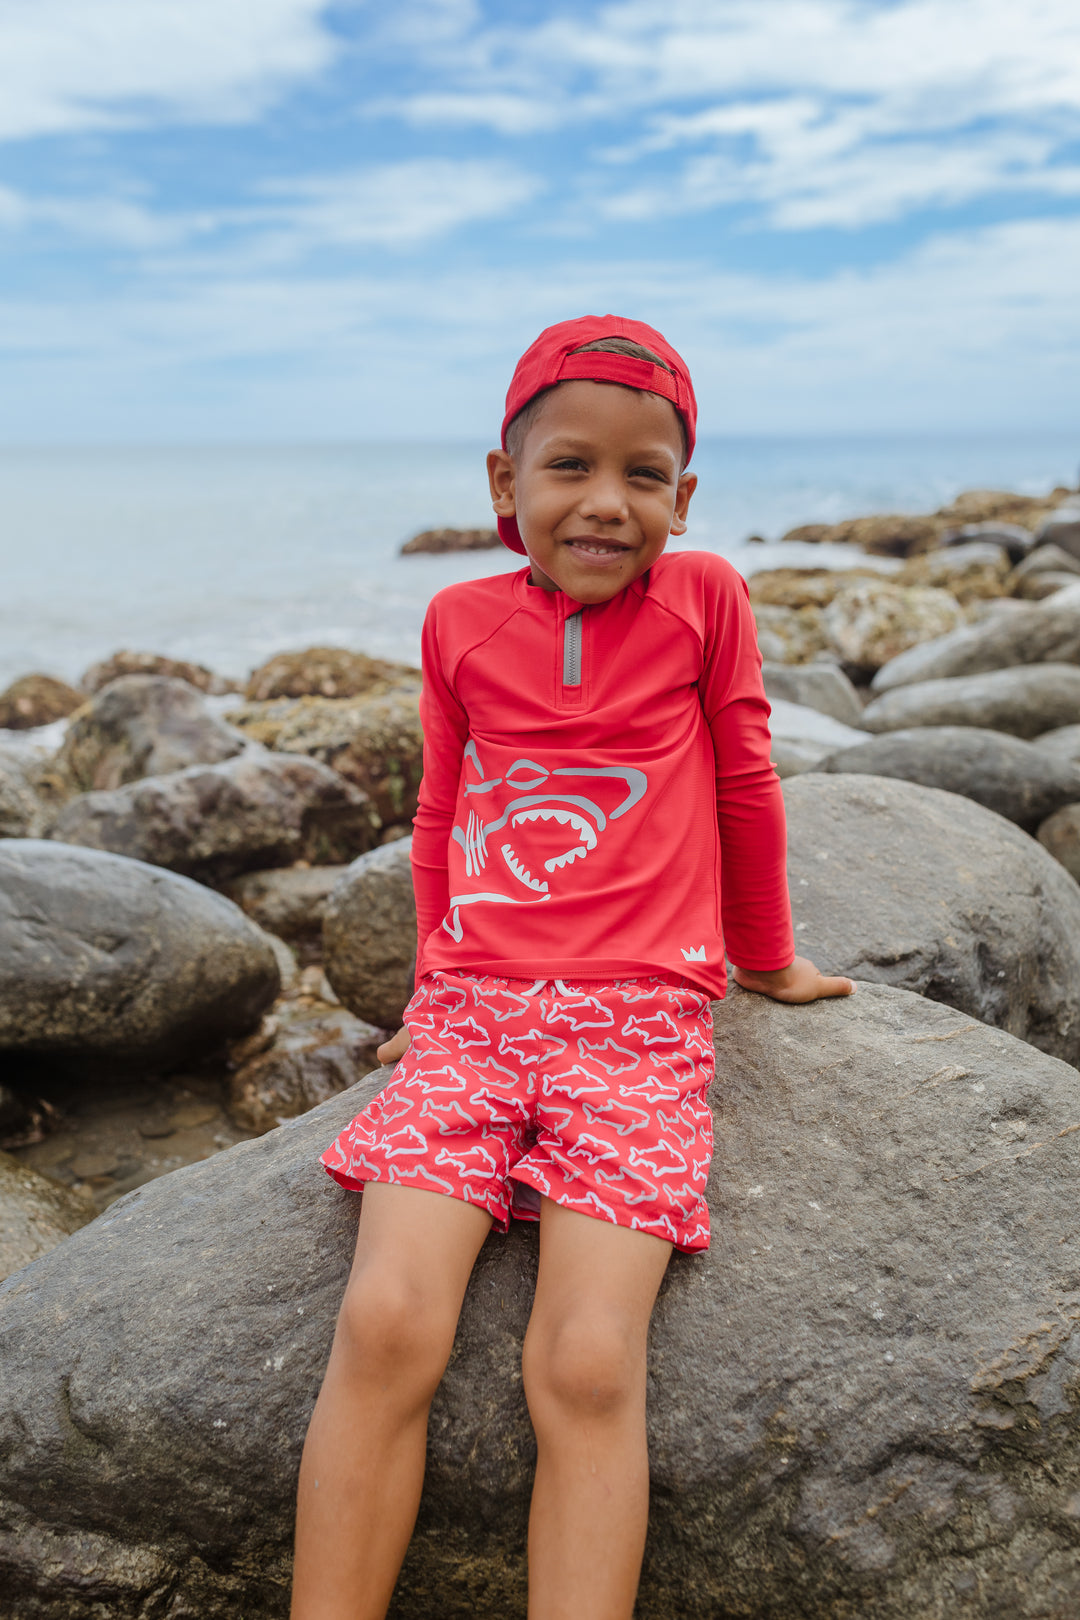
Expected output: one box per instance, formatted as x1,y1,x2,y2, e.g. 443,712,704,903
1,433,1077,691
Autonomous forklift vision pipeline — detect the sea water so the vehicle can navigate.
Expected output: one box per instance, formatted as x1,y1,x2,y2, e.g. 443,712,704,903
0,435,1076,689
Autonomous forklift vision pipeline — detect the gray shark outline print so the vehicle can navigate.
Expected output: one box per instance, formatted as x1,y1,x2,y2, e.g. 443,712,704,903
443,741,648,942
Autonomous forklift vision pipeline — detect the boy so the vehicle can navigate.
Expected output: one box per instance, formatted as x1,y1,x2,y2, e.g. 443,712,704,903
291,315,853,1620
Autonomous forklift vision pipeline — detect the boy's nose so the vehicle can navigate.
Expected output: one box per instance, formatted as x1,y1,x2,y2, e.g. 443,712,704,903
580,473,629,524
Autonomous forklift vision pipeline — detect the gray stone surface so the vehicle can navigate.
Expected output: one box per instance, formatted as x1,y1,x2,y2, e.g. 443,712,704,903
1010,543,1080,583
0,1149,93,1281
767,698,866,751
861,663,1080,740
1033,723,1080,767
3,986,1080,1618
769,737,832,778
225,1001,382,1135
323,838,417,1029
784,773,1080,1064
52,675,243,793
1037,804,1080,883
0,748,48,838
1035,502,1080,561
870,593,1080,693
48,751,379,883
223,864,349,949
762,660,865,727
0,840,280,1068
820,726,1080,829
942,520,1035,561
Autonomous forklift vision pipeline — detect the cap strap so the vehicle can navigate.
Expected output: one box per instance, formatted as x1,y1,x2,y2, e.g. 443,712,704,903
557,350,679,405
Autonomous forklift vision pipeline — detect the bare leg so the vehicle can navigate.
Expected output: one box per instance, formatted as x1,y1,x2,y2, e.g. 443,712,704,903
522,1200,673,1620
291,1183,493,1620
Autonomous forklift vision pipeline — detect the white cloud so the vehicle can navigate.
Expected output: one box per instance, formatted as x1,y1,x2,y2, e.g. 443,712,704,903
2,214,1078,435
254,159,542,250
0,0,340,139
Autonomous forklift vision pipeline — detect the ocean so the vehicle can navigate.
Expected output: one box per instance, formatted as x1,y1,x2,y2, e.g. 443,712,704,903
1,435,1076,690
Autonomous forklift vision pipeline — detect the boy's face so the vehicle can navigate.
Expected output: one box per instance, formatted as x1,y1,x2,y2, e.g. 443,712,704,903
487,380,696,604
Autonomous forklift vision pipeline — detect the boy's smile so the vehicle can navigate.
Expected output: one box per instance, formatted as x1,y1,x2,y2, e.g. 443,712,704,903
488,380,696,603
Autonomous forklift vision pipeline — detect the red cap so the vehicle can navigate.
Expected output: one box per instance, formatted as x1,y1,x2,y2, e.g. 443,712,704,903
497,314,697,555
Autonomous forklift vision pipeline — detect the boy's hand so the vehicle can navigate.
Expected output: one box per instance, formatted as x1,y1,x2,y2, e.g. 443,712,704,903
376,1026,411,1065
732,956,855,1003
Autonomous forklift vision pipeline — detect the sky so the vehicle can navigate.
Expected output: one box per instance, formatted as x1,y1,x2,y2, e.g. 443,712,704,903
1,0,1079,440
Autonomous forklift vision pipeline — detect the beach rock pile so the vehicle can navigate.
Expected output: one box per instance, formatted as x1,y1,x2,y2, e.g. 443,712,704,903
80,649,238,695
3,985,1080,1619
400,526,500,553
0,672,84,729
244,646,419,702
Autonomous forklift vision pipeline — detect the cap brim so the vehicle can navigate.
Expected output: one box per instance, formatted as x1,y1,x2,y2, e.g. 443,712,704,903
498,513,527,555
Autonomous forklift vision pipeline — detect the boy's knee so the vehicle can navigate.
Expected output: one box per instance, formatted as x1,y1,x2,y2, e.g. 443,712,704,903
524,1311,640,1423
335,1265,455,1394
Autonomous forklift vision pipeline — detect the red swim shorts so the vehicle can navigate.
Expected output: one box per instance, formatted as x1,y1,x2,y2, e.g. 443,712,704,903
321,970,716,1252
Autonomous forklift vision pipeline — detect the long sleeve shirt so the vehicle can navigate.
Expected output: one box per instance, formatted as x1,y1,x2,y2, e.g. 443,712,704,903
410,550,794,999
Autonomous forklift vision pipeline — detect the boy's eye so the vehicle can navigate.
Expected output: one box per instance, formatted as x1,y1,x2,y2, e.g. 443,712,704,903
550,457,587,471
630,466,668,482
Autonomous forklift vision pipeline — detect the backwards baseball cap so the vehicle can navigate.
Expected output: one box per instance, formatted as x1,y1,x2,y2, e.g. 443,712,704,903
497,314,697,555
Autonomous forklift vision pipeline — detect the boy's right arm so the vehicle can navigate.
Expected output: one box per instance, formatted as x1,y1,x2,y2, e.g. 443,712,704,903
384,601,469,1066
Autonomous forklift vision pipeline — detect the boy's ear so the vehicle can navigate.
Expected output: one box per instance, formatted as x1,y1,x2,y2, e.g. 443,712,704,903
487,448,516,516
669,471,697,537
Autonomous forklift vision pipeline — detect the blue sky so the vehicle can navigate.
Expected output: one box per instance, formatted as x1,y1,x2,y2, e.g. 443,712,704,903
1,0,1079,440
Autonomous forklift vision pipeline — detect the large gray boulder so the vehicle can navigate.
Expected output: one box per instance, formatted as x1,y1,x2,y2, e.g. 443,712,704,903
3,985,1080,1618
761,660,865,727
48,752,379,883
784,773,1080,1064
870,592,1080,693
323,838,416,1029
0,841,280,1067
52,675,243,793
861,663,1080,740
820,726,1080,830
0,1150,92,1281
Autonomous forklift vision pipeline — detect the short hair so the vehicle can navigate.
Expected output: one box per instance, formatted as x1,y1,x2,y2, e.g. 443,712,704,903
504,336,686,464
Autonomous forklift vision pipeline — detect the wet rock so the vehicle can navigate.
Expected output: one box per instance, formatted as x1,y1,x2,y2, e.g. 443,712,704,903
400,526,500,554
1037,805,1080,883
1032,724,1080,767
0,673,84,730
323,838,417,1030
940,521,1037,564
870,592,1080,693
751,603,828,664
1009,543,1080,586
4,986,1080,1618
761,661,865,728
861,664,1080,740
233,689,424,830
0,748,49,839
49,752,379,883
822,580,964,676
80,650,237,696
784,773,1080,1063
244,647,420,703
53,675,243,793
1034,500,1080,561
225,1001,382,1135
0,841,279,1069
896,540,1010,604
780,513,940,557
0,1149,92,1282
1012,570,1080,601
748,567,882,609
820,727,1080,830
223,865,349,954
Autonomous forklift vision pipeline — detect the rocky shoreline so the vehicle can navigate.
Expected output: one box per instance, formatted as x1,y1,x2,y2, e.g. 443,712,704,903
3,483,1080,1617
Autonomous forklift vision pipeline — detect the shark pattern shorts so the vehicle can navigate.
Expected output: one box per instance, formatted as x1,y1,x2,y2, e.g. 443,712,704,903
321,970,716,1252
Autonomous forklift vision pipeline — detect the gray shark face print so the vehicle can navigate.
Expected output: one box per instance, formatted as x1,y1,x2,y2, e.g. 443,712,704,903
443,742,648,940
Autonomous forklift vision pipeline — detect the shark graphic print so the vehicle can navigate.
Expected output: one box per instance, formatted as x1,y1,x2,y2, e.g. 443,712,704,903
442,740,648,945
321,969,716,1252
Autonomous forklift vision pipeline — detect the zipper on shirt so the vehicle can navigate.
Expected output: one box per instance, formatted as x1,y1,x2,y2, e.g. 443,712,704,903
562,610,583,687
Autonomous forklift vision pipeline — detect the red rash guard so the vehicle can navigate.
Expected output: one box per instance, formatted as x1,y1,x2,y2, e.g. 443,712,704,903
411,550,794,999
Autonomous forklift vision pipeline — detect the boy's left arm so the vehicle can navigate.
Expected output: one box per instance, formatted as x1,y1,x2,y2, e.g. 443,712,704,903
701,564,853,1006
